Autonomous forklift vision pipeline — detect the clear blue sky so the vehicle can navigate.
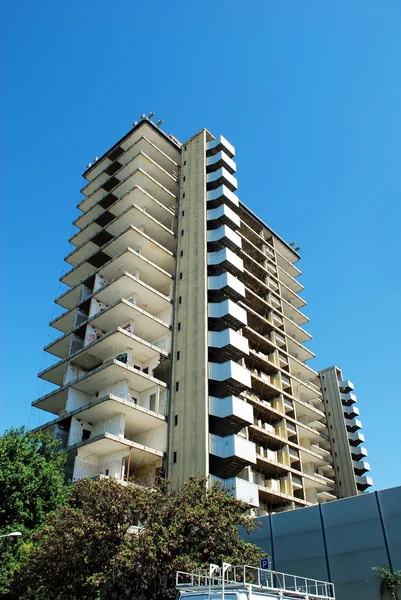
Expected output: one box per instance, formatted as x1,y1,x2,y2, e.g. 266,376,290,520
2,0,400,492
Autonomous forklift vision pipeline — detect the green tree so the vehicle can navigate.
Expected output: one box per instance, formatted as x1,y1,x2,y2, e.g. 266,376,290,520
0,427,66,596
15,476,264,600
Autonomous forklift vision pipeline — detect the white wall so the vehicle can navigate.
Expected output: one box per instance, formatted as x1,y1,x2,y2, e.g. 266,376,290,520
98,379,128,399
89,297,107,318
65,388,92,412
93,413,125,438
134,423,167,452
68,416,94,446
93,273,108,292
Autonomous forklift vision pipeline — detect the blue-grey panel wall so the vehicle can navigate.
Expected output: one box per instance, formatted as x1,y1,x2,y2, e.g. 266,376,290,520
243,486,401,600
322,492,388,600
378,486,401,569
271,505,329,581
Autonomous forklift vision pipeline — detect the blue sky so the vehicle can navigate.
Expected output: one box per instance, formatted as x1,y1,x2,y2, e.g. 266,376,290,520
2,0,400,492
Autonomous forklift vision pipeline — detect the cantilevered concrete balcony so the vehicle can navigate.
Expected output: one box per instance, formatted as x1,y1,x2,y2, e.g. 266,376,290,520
207,204,240,230
36,359,168,412
206,150,236,175
341,391,357,406
207,248,243,277
208,299,247,331
207,185,239,210
208,329,249,362
47,300,171,360
209,360,251,397
346,418,362,433
61,248,173,306
356,474,374,491
208,272,245,302
70,432,165,477
339,379,354,393
348,431,365,446
53,273,172,333
82,121,180,186
209,395,253,436
206,135,235,158
352,446,368,461
40,328,169,386
62,226,175,286
209,433,256,478
81,136,179,200
344,405,360,419
68,204,175,266
75,168,176,230
353,460,371,476
207,224,242,252
207,168,238,193
210,475,259,507
80,150,178,214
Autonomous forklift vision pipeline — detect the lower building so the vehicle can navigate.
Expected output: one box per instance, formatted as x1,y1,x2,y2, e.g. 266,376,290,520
319,366,373,497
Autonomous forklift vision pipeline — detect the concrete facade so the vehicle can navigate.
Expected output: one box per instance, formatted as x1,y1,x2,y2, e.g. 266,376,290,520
33,115,370,514
243,486,401,600
320,366,373,497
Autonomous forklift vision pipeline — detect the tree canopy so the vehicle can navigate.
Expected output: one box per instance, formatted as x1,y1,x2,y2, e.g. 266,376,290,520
0,427,66,597
14,476,264,600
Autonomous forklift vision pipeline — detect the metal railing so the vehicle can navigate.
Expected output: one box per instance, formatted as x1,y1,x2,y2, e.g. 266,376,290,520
176,564,335,599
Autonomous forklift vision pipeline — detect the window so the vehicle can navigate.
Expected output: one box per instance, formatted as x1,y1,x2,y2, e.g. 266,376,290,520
183,176,186,182
173,452,177,463
178,322,181,331
183,193,185,198
182,210,185,216
181,229,184,236
184,160,186,165
184,146,187,151
174,415,178,426
150,393,157,412
175,381,179,391
143,367,149,375
180,250,183,257
176,351,180,360
179,272,183,280
82,429,91,441
179,296,182,304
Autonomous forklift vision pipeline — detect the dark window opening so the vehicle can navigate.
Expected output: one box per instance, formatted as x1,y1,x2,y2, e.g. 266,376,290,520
176,351,180,360
178,322,181,331
173,452,177,463
180,250,184,257
82,429,91,441
174,415,178,426
179,272,183,280
175,381,179,391
179,296,182,304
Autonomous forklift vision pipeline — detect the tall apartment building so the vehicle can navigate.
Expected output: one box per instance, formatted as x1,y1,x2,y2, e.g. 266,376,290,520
34,115,364,514
319,366,373,497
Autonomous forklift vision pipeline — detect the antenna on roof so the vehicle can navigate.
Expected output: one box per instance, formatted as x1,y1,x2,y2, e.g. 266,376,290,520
132,121,138,127
156,119,163,127
289,241,295,247
147,111,155,119
294,246,300,252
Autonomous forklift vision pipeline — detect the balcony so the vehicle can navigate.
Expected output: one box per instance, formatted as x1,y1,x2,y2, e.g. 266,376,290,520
209,395,253,435
38,358,168,404
208,248,243,277
209,360,251,397
209,329,249,362
341,391,357,406
207,204,240,230
40,327,169,386
356,475,374,491
210,475,259,507
208,299,247,331
207,225,241,252
207,168,237,193
353,460,371,476
346,418,362,433
206,150,236,175
339,379,354,393
207,185,239,210
348,431,365,446
206,135,235,158
344,405,360,419
208,272,245,302
80,150,178,214
352,446,368,461
209,433,256,478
